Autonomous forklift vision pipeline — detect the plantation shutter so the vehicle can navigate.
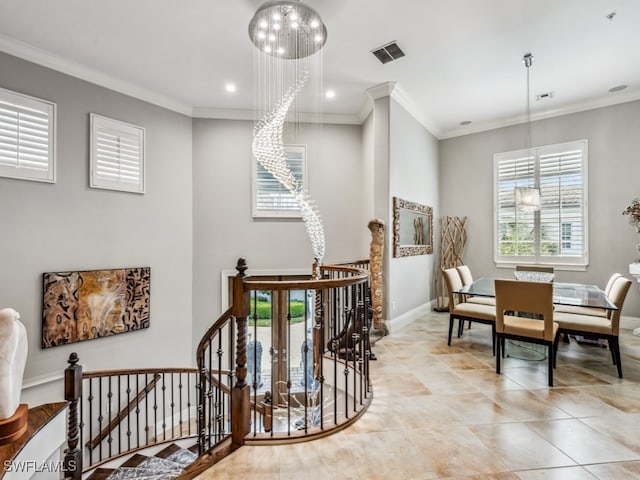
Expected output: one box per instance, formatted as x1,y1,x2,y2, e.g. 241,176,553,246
253,145,306,217
494,140,588,267
538,145,585,258
496,154,536,256
90,114,145,193
0,87,55,182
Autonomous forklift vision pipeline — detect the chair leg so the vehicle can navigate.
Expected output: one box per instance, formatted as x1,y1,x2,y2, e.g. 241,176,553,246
458,318,464,338
491,324,496,356
547,343,554,387
612,337,623,379
496,334,502,374
448,315,455,346
501,337,506,358
609,340,617,365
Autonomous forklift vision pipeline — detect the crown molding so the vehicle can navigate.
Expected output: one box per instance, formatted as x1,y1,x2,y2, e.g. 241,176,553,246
390,85,442,138
440,88,640,140
363,81,442,137
366,81,397,100
0,34,193,116
192,106,361,125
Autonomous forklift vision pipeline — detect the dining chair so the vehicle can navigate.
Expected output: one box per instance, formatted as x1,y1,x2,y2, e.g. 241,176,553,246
442,268,496,353
456,265,496,306
554,273,622,317
554,275,632,378
495,279,559,387
515,265,555,273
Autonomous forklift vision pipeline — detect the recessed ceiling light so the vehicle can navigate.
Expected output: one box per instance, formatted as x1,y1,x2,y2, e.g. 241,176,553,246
225,83,237,93
459,120,472,126
609,84,627,93
325,90,336,99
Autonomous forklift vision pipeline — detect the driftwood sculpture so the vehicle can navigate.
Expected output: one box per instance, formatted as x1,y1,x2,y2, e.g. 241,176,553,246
434,216,467,311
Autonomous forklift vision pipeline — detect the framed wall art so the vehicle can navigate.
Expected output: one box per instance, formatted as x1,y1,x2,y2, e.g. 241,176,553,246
42,267,150,348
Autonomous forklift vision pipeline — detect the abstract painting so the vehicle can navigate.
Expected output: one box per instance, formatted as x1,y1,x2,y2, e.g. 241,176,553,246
42,267,150,348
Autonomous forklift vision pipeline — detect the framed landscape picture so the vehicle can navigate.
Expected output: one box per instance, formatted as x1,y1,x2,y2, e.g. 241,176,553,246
42,267,150,348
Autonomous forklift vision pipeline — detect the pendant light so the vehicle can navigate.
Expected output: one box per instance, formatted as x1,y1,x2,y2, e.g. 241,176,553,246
514,52,541,212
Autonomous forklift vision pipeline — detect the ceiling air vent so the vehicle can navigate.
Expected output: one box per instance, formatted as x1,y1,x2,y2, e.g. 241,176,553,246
371,41,405,64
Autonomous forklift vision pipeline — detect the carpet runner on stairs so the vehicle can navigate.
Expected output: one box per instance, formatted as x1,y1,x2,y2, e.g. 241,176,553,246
87,444,198,480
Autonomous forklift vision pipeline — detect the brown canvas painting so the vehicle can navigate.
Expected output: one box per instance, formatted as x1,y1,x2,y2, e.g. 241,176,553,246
42,267,150,348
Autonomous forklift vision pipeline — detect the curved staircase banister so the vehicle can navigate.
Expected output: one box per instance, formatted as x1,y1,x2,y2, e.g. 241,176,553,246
242,265,368,291
196,306,233,362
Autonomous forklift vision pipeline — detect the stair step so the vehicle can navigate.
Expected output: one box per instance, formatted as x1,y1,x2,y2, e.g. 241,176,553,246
188,444,199,454
87,468,115,480
121,454,149,468
107,467,179,480
154,443,182,459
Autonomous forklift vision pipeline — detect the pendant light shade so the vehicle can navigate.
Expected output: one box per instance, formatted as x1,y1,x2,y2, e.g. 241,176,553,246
515,52,541,212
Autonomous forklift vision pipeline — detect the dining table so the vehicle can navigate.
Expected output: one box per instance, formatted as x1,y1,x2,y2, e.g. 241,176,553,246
455,277,618,311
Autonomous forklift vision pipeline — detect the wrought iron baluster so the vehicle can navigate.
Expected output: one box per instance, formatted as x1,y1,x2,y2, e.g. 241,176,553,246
88,378,93,466
178,373,183,438
171,373,175,439
135,374,140,448
107,376,112,458
286,289,291,436
208,337,213,450
117,375,121,456
162,373,167,442
127,375,131,451
145,373,150,445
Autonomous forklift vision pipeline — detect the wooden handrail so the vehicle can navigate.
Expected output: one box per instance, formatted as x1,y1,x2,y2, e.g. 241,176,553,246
82,367,198,379
196,307,233,361
243,266,368,291
85,373,162,450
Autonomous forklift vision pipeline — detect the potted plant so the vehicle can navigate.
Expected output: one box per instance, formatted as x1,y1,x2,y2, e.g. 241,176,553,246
623,198,640,274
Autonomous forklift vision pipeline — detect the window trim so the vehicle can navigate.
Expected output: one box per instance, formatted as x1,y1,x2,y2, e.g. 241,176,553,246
89,113,145,194
0,86,56,183
493,139,589,270
252,144,307,219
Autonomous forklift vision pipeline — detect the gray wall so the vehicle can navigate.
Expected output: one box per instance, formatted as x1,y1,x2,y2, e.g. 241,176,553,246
0,52,194,403
192,119,368,347
388,99,439,318
440,100,640,317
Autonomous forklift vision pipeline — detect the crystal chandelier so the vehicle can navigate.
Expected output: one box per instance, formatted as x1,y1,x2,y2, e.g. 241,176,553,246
514,52,541,212
249,0,327,266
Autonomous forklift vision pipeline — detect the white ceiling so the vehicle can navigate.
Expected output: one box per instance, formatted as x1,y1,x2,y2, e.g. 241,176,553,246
0,0,639,138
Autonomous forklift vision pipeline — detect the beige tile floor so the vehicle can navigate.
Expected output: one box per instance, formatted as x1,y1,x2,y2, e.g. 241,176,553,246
198,312,640,479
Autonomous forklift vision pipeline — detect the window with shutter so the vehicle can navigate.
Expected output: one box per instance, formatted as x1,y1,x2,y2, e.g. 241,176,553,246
252,144,307,218
0,87,56,183
90,114,145,193
494,139,588,268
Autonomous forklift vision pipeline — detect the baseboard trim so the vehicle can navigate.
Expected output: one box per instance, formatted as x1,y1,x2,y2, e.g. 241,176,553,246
22,372,64,390
386,300,435,333
621,315,640,331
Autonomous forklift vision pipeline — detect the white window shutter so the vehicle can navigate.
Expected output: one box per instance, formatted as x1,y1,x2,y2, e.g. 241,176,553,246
253,145,307,218
90,114,145,193
494,139,588,268
0,87,56,183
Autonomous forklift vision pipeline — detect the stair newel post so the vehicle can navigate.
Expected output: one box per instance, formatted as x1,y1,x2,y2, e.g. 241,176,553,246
64,353,82,480
312,259,324,390
231,258,251,445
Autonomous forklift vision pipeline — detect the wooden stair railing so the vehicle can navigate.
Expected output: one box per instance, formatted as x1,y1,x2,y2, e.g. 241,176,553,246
85,373,162,450
64,252,379,479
